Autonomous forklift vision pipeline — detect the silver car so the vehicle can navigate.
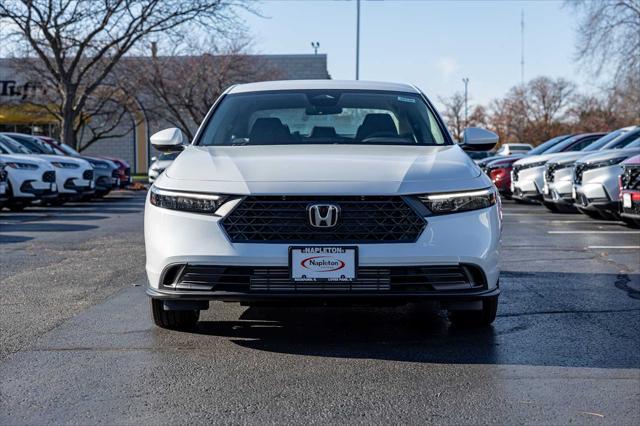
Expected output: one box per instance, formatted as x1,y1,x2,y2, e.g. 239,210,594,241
542,127,640,212
573,144,640,219
511,133,604,203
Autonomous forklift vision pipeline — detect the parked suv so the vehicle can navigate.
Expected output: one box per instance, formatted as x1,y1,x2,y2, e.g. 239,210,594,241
145,80,502,330
0,133,94,204
0,136,58,210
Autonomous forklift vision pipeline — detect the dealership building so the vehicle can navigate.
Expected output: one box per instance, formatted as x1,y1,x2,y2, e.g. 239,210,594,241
0,55,330,173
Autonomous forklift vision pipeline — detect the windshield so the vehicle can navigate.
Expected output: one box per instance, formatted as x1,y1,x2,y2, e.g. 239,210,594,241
582,130,625,152
622,135,640,149
5,134,56,154
528,135,571,155
198,90,449,146
603,129,640,149
56,143,81,156
0,135,33,154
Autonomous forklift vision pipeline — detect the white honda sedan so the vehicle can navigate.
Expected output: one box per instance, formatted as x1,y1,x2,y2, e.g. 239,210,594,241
145,80,501,330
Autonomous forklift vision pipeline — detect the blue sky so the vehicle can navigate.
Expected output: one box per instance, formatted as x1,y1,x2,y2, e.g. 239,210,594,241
242,0,601,108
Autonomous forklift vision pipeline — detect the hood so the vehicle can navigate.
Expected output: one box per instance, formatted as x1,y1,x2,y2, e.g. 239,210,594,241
100,156,129,168
0,153,55,170
513,152,566,167
36,154,91,168
548,151,593,166
83,156,116,169
159,144,490,195
577,147,640,165
622,154,640,166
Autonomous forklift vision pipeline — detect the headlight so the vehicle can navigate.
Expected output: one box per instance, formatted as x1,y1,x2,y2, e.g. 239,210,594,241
89,160,109,169
589,157,627,169
6,162,38,170
149,186,229,214
418,188,497,215
51,161,80,169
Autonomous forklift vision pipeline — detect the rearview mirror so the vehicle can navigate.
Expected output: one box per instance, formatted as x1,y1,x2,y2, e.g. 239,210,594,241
150,128,185,152
460,127,498,151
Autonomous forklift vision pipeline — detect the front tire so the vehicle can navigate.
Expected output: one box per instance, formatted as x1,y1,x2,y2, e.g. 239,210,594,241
448,296,498,326
150,298,199,330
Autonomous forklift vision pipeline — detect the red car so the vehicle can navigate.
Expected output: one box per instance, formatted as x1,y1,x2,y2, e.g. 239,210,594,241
620,154,640,227
480,155,525,199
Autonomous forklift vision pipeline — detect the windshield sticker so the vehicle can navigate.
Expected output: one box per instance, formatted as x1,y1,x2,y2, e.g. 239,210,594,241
397,96,416,103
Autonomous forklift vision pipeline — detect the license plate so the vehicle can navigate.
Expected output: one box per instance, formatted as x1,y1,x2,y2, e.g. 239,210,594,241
0,183,5,195
543,184,549,195
510,181,515,192
290,246,357,282
623,193,632,208
51,183,57,191
572,186,577,200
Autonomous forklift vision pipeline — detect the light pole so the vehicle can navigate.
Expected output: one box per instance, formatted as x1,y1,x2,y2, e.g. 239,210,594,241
462,77,469,127
311,41,320,54
355,0,360,80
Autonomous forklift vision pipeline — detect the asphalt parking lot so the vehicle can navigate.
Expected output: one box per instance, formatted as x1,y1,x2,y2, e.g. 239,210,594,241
1,192,639,425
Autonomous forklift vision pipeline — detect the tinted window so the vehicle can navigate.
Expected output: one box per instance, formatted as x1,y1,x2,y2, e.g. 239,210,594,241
582,130,625,152
198,90,448,146
528,135,571,155
0,136,33,154
604,129,640,149
5,134,54,154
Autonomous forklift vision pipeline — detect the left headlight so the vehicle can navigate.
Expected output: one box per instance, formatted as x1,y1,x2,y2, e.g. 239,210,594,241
51,161,80,169
89,160,109,169
418,188,497,215
149,186,229,214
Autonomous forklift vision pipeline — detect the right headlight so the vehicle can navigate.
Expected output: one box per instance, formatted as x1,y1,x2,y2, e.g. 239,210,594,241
588,157,627,169
418,188,497,215
6,162,38,170
149,186,229,214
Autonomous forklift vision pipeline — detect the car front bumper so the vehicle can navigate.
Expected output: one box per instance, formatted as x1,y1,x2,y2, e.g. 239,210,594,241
511,166,545,201
144,195,501,303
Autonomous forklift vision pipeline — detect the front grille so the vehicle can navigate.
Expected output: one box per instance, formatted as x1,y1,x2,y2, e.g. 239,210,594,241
162,264,484,293
111,169,120,178
0,168,7,182
83,169,93,180
512,165,522,181
42,170,55,183
545,164,557,182
222,196,426,243
621,165,640,190
574,163,586,184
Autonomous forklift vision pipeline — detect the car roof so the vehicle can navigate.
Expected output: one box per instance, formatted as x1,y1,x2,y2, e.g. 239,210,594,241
227,80,421,94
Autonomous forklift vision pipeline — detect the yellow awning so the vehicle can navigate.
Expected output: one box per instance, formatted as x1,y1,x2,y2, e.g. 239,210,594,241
0,104,59,125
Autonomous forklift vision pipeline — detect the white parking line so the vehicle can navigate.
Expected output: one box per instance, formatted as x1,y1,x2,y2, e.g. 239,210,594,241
548,231,640,234
517,220,623,224
587,246,640,249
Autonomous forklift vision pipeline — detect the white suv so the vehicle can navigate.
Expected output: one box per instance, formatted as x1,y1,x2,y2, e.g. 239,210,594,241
145,81,502,330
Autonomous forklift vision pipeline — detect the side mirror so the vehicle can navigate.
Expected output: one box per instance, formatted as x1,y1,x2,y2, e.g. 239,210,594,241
150,128,185,152
460,127,498,151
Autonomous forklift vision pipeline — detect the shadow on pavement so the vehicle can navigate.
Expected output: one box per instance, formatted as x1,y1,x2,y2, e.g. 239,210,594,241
0,234,34,243
1,223,98,233
187,271,640,369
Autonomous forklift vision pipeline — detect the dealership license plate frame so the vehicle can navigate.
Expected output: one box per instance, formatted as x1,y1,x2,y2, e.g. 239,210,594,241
623,193,632,209
289,246,358,282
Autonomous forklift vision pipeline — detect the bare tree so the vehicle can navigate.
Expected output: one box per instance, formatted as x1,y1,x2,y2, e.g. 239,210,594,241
125,37,283,140
0,0,248,150
567,0,640,83
526,76,575,141
438,92,465,141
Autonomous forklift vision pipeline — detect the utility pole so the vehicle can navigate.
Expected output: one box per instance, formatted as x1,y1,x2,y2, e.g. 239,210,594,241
462,77,469,127
311,41,320,55
355,0,360,80
521,9,525,84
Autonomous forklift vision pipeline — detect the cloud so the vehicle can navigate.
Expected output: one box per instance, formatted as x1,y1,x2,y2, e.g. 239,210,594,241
435,56,460,79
